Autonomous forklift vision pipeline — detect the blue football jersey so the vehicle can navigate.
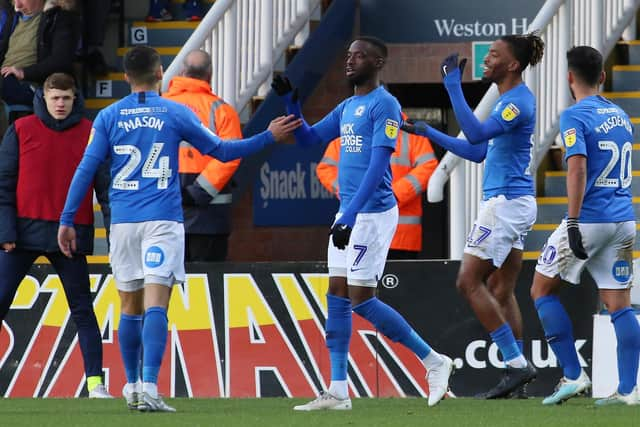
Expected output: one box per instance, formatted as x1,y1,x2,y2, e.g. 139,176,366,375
312,86,400,213
484,83,536,199
86,91,234,224
560,95,635,223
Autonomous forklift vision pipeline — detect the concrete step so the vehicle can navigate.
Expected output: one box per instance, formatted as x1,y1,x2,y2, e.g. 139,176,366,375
127,20,199,46
87,73,129,99
612,65,640,91
85,98,117,120
536,196,640,223
602,91,640,117
621,40,640,64
544,170,640,197
116,46,180,71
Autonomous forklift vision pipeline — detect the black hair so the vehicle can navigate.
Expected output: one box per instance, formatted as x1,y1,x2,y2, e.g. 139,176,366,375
500,31,545,72
352,35,388,59
123,46,161,86
566,45,603,86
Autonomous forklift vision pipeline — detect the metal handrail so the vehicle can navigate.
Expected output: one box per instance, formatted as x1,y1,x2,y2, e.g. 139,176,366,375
161,0,320,115
428,0,640,259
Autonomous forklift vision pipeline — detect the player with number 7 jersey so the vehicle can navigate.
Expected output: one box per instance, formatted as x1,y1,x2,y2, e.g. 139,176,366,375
57,46,300,413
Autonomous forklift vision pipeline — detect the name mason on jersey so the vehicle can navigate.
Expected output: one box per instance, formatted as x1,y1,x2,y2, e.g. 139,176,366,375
594,115,632,135
117,115,166,133
341,122,363,153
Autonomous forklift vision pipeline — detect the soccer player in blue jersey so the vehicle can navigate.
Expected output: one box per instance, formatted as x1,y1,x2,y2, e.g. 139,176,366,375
272,36,454,410
403,32,544,398
532,46,640,406
57,46,301,412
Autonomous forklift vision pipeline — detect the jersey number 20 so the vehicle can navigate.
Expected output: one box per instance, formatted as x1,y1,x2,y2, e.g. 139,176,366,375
112,143,172,190
595,140,632,188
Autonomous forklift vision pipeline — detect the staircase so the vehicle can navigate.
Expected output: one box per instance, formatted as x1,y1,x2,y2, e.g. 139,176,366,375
524,38,640,260
82,0,326,260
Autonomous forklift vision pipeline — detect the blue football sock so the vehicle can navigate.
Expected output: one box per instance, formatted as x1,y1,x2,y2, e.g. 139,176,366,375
326,294,351,381
517,339,524,354
142,306,168,384
611,307,640,394
118,313,143,384
535,296,581,380
353,297,432,359
489,323,521,363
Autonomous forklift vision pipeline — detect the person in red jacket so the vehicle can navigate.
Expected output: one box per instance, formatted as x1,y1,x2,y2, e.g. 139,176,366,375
0,72,111,398
163,49,243,261
317,115,438,259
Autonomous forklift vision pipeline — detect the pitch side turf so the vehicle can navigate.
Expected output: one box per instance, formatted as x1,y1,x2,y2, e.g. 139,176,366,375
0,397,637,427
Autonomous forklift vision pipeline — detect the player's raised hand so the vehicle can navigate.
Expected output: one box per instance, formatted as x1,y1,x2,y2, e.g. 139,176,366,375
271,75,299,102
566,218,588,260
401,119,429,137
57,225,77,258
441,53,467,81
268,114,302,142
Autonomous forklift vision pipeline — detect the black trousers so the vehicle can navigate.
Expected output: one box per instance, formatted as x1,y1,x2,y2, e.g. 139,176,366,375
0,249,103,377
185,233,229,262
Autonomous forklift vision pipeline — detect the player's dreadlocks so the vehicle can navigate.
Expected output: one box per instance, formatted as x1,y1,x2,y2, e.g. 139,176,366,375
500,31,545,72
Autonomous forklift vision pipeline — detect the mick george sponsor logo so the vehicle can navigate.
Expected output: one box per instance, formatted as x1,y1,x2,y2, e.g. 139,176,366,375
452,339,589,370
341,123,363,153
259,162,333,207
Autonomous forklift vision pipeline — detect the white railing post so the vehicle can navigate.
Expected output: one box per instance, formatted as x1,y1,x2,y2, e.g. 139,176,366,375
592,0,604,53
258,0,274,97
449,165,466,259
222,2,238,107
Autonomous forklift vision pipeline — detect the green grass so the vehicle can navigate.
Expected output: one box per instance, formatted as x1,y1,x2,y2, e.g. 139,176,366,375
0,397,639,427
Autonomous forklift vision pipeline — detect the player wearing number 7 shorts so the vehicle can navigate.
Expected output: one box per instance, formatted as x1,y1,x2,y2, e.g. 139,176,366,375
57,46,301,412
531,46,639,406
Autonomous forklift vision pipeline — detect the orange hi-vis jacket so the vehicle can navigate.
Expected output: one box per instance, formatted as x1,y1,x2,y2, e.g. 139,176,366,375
163,76,243,234
316,129,438,252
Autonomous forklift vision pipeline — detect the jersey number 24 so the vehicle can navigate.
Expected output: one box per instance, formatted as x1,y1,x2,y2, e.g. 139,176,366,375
112,143,172,190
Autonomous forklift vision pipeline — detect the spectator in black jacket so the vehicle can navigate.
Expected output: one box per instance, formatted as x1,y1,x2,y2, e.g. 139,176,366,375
0,0,80,107
0,72,111,398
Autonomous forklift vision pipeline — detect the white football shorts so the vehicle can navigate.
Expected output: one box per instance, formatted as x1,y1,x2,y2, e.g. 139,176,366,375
327,205,398,287
464,195,537,268
110,220,185,292
536,219,635,289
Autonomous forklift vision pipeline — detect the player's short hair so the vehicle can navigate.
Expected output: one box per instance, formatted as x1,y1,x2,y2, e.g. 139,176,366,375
500,31,544,72
123,46,162,86
43,72,76,94
353,35,388,59
567,46,603,86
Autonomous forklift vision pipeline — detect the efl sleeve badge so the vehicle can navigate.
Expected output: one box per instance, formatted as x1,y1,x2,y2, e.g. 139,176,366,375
501,103,520,122
385,119,399,139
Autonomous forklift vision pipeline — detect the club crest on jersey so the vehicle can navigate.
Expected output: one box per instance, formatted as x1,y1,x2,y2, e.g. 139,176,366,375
501,103,520,122
385,119,399,139
354,105,366,117
87,128,95,146
563,128,577,147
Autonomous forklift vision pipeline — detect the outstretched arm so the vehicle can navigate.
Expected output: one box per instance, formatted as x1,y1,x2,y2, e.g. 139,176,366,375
402,121,487,163
271,75,338,146
441,54,504,144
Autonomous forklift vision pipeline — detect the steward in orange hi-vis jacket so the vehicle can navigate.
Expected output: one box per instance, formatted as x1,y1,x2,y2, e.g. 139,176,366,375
316,123,438,258
163,50,243,261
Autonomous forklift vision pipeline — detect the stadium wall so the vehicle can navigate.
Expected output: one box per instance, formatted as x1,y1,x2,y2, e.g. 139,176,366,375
0,261,598,398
